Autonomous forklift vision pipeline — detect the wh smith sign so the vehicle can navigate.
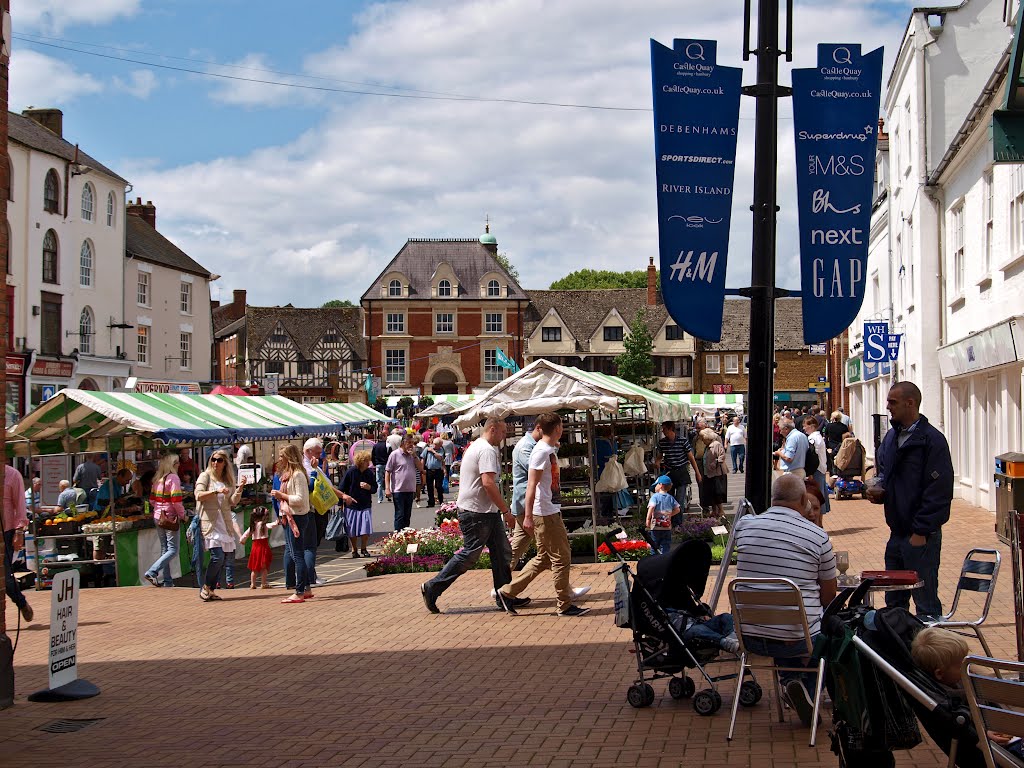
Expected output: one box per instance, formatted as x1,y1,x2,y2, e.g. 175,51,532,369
792,43,883,344
652,38,742,342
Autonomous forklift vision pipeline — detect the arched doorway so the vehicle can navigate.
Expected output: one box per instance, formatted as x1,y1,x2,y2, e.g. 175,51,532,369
431,369,459,395
78,377,99,391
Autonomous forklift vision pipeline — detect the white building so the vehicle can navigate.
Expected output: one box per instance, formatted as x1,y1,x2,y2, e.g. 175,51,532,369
846,0,1022,509
7,108,132,424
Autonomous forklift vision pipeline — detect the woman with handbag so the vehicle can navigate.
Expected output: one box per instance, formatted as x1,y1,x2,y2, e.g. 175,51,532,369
144,453,186,588
272,445,313,604
195,449,244,602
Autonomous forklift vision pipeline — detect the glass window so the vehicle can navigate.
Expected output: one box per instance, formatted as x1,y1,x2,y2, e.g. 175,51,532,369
42,230,58,284
79,240,93,287
742,354,749,374
437,279,452,297
484,349,505,382
79,307,93,354
706,354,720,374
388,279,402,296
137,271,150,306
436,313,454,334
385,349,406,383
180,332,192,369
297,359,313,375
136,326,149,365
725,354,739,374
655,356,693,378
180,281,192,314
40,294,61,355
951,203,965,295
541,326,561,342
265,360,284,374
44,169,59,213
665,324,684,341
106,192,115,226
487,279,501,297
386,313,405,333
81,184,94,221
983,171,994,273
603,325,624,342
485,313,503,333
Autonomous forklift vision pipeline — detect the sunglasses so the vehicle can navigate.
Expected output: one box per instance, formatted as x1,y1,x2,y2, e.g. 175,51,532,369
211,457,226,464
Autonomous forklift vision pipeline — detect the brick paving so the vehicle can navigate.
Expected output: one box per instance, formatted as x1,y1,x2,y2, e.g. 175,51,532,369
0,493,1016,768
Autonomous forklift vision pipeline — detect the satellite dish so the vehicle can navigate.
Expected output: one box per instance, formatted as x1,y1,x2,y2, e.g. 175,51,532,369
2,12,11,59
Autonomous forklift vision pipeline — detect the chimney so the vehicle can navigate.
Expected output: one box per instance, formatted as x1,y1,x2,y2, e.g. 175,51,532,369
233,289,247,308
211,300,220,309
647,256,658,306
126,197,157,228
22,108,63,137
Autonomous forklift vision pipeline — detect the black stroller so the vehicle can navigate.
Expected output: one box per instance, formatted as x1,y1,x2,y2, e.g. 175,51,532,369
819,583,983,767
607,531,762,714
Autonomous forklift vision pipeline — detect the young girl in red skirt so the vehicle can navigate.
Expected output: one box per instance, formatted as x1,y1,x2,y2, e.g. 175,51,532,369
240,507,277,589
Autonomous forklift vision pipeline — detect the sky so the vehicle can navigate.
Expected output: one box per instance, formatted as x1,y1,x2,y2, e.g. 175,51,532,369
12,0,916,307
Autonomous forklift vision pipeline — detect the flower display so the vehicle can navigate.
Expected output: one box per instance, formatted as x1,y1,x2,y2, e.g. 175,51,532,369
597,539,653,562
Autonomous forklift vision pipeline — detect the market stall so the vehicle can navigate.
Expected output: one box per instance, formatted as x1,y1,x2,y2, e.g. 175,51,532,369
665,392,745,416
7,390,378,588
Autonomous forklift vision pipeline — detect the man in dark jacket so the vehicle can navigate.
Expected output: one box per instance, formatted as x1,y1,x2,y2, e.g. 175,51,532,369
371,433,391,504
868,381,954,618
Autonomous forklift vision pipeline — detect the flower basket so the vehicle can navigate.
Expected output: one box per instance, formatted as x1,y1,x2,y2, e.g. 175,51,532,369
597,539,653,562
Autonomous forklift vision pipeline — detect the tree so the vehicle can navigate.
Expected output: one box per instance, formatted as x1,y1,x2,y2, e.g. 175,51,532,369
495,251,520,283
615,310,657,389
418,396,434,409
397,396,415,418
549,269,655,290
322,299,355,308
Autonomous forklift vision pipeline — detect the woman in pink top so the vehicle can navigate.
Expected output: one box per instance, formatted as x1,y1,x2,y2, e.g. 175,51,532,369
144,453,186,587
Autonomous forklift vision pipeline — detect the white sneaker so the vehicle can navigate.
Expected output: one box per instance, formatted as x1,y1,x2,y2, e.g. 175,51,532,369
572,586,591,598
314,578,327,586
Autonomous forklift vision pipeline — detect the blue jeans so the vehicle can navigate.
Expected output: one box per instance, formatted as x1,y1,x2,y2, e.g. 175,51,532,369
146,528,178,586
3,528,26,610
204,546,226,591
683,613,735,647
393,491,415,530
730,445,746,472
884,529,943,617
813,470,831,516
282,515,296,590
224,550,235,586
290,513,312,596
303,513,318,584
741,634,818,688
425,511,512,600
649,529,672,555
375,465,387,503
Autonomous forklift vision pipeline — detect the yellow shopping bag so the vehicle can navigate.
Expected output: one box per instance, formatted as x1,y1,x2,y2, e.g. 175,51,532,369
310,470,338,515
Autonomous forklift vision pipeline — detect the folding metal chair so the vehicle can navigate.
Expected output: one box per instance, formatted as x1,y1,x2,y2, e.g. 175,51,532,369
727,577,826,746
928,548,1000,657
962,655,1024,768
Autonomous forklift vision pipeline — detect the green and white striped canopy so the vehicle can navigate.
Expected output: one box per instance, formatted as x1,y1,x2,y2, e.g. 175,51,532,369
664,392,745,415
309,401,397,427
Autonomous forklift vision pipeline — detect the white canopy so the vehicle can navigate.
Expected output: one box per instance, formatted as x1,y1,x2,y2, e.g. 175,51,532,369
451,359,690,428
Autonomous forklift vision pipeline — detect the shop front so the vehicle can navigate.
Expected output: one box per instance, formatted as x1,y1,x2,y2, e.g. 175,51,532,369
845,355,893,463
124,376,202,394
26,357,76,412
76,355,133,395
5,353,29,427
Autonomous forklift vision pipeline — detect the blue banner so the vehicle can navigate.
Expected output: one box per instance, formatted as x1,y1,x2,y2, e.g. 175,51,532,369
864,321,888,363
651,39,742,342
792,44,883,344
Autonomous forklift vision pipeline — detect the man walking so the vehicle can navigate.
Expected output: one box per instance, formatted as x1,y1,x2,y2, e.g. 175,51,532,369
509,421,543,567
421,437,446,507
725,417,746,474
420,418,523,614
3,463,32,623
372,432,390,504
385,434,421,530
498,413,589,617
657,421,702,511
774,418,809,478
868,381,953,619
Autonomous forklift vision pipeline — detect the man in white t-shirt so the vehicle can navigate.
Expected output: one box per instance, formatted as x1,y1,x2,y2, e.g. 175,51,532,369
498,412,589,617
724,417,746,474
420,418,522,614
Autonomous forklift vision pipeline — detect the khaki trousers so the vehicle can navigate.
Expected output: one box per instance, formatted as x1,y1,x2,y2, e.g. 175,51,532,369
509,513,533,564
504,513,573,612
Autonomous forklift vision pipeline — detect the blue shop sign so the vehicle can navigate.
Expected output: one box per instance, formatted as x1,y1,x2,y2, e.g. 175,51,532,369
792,44,884,343
651,38,742,342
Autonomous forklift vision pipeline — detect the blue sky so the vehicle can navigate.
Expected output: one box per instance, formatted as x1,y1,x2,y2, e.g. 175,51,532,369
14,0,919,306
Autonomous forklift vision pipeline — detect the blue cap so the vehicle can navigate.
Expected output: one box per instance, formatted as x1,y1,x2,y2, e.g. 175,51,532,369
655,475,672,487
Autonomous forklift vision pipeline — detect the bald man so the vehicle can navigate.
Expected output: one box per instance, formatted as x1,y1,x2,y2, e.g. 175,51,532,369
870,381,953,620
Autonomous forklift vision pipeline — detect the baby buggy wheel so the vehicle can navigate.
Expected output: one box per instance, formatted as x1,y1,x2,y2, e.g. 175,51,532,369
738,680,762,707
627,683,655,708
692,689,722,716
668,676,695,700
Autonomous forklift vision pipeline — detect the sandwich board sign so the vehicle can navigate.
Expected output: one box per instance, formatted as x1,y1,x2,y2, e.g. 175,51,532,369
28,569,99,701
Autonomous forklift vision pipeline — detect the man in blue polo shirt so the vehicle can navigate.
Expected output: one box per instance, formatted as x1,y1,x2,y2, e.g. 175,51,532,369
774,418,809,478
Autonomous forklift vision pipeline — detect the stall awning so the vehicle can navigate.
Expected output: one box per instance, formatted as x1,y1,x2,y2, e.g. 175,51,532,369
664,393,745,414
309,401,397,427
451,360,690,427
418,397,476,418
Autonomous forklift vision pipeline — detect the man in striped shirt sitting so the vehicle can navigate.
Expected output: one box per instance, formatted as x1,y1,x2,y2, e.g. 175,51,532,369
734,474,837,726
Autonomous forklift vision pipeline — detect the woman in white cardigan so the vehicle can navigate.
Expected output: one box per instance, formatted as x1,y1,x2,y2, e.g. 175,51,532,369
271,444,312,604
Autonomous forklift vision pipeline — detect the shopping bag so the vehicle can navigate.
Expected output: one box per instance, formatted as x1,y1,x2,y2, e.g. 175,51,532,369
623,444,646,477
442,474,450,494
325,509,347,541
310,470,338,515
613,567,632,628
612,488,633,512
595,456,628,493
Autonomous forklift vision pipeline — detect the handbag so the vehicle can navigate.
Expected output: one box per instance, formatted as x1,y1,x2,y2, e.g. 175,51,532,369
325,509,347,541
156,512,180,532
309,470,338,515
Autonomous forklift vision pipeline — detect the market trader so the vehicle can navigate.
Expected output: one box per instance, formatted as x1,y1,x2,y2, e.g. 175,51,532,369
657,421,702,511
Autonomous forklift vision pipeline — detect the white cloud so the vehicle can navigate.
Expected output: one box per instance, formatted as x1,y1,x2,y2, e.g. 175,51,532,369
131,0,911,309
113,69,158,98
18,0,141,35
205,54,323,108
10,49,102,109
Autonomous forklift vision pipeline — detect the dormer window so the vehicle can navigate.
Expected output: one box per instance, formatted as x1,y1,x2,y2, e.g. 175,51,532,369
388,279,402,297
603,326,624,342
487,279,501,297
438,279,452,297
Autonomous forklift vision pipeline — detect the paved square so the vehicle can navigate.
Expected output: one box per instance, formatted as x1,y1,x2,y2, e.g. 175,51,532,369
0,495,1014,767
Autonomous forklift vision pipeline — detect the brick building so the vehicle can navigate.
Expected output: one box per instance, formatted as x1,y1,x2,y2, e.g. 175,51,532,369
697,298,828,409
360,234,527,396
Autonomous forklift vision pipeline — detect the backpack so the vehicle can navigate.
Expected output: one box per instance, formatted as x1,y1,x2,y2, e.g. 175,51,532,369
804,437,820,476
